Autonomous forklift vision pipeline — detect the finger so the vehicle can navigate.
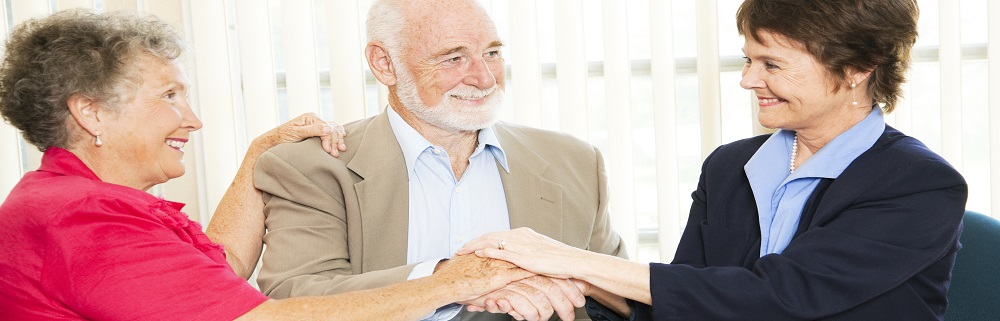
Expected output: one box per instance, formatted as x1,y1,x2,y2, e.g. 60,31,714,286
553,278,587,308
505,282,549,321
474,248,518,264
456,234,502,255
290,122,333,141
485,297,504,314
509,311,526,321
320,133,336,155
524,276,575,321
337,135,347,152
466,305,486,312
500,294,540,321
328,121,347,154
496,298,513,314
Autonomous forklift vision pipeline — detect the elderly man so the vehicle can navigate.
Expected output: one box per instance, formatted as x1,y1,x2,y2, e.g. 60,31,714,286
254,0,627,320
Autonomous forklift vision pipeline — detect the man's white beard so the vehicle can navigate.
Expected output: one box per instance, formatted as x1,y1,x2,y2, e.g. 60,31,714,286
394,61,504,132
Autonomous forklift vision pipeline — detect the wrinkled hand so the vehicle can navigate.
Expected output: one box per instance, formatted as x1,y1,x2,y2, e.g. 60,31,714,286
461,275,586,321
456,228,587,279
254,113,347,157
433,254,534,302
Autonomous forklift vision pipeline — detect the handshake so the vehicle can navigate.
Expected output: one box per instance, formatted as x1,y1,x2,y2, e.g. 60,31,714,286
432,228,599,321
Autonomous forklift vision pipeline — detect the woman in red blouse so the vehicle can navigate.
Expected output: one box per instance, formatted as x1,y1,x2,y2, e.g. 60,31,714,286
0,10,530,320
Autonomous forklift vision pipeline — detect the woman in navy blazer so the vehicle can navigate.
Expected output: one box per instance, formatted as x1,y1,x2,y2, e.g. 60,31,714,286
459,0,967,320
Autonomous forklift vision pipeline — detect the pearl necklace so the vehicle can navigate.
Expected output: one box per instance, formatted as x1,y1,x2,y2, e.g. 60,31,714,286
790,133,798,173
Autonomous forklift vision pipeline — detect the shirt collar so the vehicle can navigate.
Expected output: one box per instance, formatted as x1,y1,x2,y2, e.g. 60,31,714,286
38,147,102,181
790,107,885,179
386,106,509,179
745,107,885,181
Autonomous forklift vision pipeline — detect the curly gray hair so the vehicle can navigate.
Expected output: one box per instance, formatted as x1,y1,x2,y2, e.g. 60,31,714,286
0,9,185,151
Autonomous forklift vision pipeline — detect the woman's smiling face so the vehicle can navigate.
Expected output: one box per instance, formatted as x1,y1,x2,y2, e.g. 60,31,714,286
99,54,202,190
739,30,856,133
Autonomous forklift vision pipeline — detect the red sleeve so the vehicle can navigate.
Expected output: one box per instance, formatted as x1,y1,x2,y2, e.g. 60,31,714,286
41,197,267,320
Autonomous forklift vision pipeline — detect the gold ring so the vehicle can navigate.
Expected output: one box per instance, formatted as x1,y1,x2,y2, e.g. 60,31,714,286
498,238,507,250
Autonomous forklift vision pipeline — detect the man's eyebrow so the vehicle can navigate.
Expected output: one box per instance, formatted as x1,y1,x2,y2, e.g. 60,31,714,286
487,41,504,48
433,46,468,58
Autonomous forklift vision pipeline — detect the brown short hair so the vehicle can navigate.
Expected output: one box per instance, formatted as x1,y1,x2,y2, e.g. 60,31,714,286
737,0,919,113
0,9,185,151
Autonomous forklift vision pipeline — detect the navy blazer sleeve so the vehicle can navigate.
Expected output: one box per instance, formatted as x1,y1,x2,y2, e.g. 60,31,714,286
643,129,967,321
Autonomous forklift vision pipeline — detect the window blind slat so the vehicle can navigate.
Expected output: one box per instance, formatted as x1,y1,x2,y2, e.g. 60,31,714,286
282,0,321,118
989,0,1000,216
186,0,238,223
602,0,637,257
10,1,51,177
554,0,588,140
891,83,913,135
696,0,722,159
0,2,18,200
327,0,366,123
939,0,963,170
235,0,279,139
650,0,682,261
508,1,542,127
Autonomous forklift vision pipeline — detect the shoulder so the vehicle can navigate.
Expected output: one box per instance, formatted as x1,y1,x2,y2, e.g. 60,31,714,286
261,115,383,168
851,126,966,189
865,127,960,176
494,121,596,154
6,174,151,222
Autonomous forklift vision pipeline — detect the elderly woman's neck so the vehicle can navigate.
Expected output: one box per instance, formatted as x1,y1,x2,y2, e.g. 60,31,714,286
795,106,874,155
68,145,159,191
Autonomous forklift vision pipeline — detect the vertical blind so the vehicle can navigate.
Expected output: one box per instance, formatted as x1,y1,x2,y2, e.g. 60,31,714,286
0,0,996,263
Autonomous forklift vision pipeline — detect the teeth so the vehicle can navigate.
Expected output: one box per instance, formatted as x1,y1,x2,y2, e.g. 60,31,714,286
759,98,782,104
452,94,486,100
166,140,185,149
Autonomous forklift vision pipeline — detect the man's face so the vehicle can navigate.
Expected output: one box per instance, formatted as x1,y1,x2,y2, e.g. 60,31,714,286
393,0,506,132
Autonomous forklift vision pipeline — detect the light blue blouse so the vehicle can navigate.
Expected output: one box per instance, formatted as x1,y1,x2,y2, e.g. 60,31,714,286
745,108,885,256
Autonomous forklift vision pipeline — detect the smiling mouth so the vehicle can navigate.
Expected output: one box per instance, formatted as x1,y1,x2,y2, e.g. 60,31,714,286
165,139,186,151
757,97,786,107
449,86,497,101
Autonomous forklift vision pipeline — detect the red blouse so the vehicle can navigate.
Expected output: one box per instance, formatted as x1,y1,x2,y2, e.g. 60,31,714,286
0,148,267,320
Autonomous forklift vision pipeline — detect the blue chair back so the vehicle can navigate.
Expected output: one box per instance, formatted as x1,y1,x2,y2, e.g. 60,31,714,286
945,210,1000,321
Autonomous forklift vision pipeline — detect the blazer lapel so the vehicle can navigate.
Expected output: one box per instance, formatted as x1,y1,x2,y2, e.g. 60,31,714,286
494,124,564,241
347,112,410,272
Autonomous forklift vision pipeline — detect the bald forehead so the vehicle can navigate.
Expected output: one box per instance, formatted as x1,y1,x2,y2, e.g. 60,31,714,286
399,0,498,36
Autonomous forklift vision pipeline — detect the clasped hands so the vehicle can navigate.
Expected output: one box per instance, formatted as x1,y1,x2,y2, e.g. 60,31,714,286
450,228,594,321
459,274,588,321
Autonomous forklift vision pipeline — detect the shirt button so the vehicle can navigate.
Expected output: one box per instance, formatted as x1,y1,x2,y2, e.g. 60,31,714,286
456,236,464,242
456,187,463,193
433,149,441,155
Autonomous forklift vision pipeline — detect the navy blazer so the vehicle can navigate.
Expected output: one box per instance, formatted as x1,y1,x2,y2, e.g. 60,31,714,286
590,126,967,321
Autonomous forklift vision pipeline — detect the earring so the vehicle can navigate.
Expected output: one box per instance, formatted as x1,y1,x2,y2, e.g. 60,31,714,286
95,135,103,147
850,83,858,106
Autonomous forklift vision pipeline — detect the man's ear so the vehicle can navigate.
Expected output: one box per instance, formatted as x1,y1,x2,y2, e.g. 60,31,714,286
366,41,398,86
66,94,103,137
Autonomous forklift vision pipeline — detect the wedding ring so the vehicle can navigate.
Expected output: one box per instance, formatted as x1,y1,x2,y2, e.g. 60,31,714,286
498,238,507,250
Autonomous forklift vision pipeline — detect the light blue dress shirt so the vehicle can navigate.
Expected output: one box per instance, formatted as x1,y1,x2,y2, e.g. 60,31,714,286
745,108,885,257
387,107,511,320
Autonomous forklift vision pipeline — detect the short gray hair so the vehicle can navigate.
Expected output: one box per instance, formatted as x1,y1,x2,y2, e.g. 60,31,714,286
366,0,406,55
0,9,185,151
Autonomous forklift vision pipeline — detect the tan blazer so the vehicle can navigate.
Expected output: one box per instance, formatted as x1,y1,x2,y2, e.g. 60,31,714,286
255,111,626,320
